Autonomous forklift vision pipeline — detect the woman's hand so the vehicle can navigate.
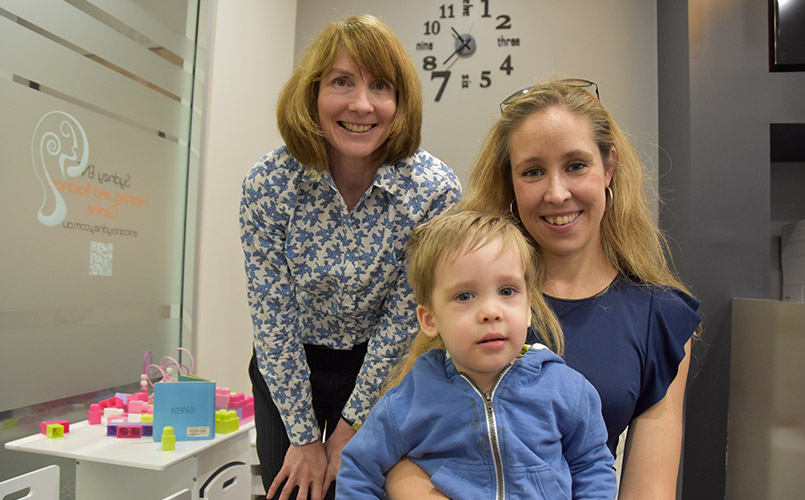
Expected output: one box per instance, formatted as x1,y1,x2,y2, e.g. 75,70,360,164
618,339,692,499
322,418,357,493
385,458,449,500
267,440,329,500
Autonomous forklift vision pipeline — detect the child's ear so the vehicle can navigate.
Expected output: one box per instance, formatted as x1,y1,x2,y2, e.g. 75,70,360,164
417,305,439,339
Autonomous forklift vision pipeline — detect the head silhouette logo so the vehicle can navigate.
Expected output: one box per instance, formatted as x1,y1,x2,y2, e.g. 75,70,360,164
31,111,90,226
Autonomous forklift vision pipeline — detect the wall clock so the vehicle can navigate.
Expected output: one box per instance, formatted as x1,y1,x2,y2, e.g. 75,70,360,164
413,0,520,102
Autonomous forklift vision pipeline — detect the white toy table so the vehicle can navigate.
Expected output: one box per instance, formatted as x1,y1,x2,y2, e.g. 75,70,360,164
5,419,254,499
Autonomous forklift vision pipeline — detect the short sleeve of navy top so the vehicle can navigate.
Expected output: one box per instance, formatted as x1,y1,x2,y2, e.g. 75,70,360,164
537,276,701,456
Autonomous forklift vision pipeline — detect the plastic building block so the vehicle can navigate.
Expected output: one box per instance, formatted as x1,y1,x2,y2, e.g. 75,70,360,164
88,403,102,425
99,396,124,410
241,396,255,421
116,424,143,439
127,413,142,423
227,392,247,418
228,392,245,408
128,400,149,414
107,413,126,424
102,407,124,424
40,420,70,435
45,423,64,438
141,423,153,437
215,387,231,409
114,392,131,405
215,409,239,434
107,422,120,437
161,426,175,451
129,391,148,403
140,413,153,423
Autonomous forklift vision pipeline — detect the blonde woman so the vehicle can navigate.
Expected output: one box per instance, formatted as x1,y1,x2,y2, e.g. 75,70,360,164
387,79,701,499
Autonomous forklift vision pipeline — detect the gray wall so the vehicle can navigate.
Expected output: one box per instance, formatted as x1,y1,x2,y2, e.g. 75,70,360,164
659,0,805,498
294,0,659,187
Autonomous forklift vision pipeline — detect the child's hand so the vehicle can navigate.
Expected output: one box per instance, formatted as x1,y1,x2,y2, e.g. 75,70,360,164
385,458,449,499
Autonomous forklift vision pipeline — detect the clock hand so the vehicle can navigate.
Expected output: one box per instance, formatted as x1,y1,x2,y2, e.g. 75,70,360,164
452,27,473,51
443,27,473,65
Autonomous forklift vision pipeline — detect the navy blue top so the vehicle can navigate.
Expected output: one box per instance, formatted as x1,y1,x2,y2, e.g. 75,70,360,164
530,276,701,457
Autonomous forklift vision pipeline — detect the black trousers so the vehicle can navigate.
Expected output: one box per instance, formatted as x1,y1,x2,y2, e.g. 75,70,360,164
249,342,367,500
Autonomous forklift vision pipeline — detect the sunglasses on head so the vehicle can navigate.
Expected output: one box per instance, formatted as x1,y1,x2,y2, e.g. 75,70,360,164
499,78,599,113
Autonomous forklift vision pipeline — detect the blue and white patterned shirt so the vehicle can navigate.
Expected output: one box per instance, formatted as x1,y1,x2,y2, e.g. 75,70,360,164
240,146,462,445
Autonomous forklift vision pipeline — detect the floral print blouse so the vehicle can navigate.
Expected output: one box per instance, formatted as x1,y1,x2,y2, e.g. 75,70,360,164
240,146,462,445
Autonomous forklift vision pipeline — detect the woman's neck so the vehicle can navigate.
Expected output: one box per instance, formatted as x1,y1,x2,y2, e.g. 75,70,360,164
328,150,380,211
541,249,618,300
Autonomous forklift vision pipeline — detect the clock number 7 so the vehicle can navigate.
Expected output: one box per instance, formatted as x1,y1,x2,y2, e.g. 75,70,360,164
431,71,451,102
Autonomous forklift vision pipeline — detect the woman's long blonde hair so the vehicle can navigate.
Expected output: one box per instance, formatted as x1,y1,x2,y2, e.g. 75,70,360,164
461,79,694,295
382,210,563,393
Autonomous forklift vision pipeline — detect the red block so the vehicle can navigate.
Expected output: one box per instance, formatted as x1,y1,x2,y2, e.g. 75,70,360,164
116,424,143,439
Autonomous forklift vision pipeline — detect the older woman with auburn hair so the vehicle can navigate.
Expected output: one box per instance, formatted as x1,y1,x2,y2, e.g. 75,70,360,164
240,14,461,500
387,79,701,499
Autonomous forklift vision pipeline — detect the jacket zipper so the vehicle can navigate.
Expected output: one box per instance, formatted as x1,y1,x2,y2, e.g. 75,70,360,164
461,362,514,500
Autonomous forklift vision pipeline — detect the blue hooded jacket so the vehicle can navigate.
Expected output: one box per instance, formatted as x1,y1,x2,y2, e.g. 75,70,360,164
337,345,616,499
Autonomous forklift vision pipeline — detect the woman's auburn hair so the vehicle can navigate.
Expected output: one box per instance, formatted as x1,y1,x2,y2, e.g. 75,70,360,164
382,210,564,394
460,79,695,298
276,14,422,170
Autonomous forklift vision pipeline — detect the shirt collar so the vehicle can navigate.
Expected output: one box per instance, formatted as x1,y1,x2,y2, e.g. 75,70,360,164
372,163,399,196
301,161,399,197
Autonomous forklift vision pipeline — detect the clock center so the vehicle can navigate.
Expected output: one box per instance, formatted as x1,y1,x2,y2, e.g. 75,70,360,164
454,33,476,57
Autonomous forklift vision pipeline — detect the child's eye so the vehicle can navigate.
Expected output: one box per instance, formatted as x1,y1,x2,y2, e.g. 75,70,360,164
499,287,516,297
456,292,473,302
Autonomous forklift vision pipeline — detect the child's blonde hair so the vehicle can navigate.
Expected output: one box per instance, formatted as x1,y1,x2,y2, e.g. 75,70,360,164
384,210,563,392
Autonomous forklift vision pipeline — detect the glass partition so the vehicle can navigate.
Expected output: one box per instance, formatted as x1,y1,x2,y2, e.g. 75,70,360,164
0,0,208,494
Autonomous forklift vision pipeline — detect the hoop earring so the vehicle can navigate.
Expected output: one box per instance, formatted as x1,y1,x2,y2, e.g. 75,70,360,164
509,199,520,222
606,186,614,208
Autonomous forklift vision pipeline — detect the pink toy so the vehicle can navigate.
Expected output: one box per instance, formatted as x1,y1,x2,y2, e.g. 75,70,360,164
102,407,124,424
128,400,149,414
116,424,143,439
107,413,126,424
129,391,149,403
241,396,255,421
227,392,248,418
88,403,102,425
228,392,246,409
40,420,70,435
215,387,231,408
99,396,124,410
